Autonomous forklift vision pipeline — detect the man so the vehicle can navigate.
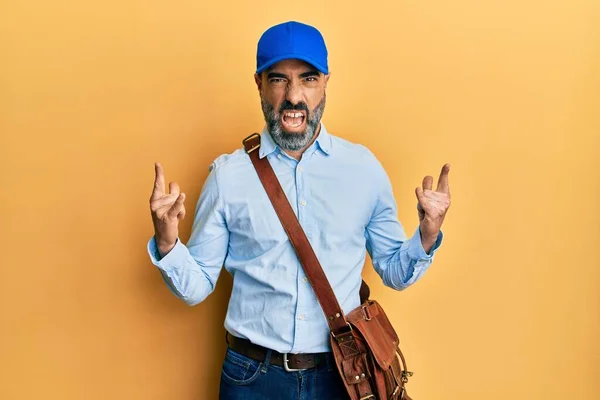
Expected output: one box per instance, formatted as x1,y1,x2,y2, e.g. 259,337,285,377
148,21,450,400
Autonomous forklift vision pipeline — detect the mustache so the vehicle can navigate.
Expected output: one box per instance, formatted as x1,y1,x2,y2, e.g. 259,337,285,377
278,100,309,115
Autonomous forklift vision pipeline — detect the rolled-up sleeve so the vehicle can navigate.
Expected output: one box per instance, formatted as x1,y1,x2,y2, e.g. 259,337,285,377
365,165,443,290
147,163,229,305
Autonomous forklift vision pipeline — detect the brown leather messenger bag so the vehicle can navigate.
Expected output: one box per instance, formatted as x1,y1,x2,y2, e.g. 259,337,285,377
243,133,414,400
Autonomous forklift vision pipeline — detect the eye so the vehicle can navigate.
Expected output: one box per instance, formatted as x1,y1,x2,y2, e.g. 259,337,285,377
270,78,286,84
305,77,317,82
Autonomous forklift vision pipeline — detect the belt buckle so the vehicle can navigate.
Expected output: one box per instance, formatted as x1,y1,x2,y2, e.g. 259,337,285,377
283,353,307,372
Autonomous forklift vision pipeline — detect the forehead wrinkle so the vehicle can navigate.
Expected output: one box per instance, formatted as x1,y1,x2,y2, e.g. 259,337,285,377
265,59,317,74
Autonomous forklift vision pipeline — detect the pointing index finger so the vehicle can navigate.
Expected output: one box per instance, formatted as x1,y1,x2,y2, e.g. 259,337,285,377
436,163,451,194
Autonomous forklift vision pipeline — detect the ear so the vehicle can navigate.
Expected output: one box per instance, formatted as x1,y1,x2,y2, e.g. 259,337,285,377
254,73,262,92
324,72,331,88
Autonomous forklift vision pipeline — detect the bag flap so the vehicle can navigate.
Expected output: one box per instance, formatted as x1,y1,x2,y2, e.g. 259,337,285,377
347,300,399,370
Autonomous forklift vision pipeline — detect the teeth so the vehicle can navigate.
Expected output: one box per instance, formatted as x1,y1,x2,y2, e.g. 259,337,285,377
284,112,303,118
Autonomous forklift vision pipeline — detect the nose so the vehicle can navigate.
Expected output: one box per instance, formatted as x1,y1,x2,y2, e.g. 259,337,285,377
285,80,303,106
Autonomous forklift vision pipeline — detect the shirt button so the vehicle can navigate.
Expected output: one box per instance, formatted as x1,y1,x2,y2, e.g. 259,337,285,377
297,166,303,173
300,200,307,207
297,314,306,320
277,154,282,159
302,277,308,283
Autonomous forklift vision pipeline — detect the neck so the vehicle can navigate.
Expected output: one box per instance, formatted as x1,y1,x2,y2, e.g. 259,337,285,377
282,124,322,161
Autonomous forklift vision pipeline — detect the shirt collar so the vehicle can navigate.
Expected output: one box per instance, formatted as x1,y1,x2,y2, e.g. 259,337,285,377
258,125,277,159
258,123,332,159
314,124,332,155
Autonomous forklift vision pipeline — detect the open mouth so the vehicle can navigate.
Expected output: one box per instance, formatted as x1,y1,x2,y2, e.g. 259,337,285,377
281,110,306,130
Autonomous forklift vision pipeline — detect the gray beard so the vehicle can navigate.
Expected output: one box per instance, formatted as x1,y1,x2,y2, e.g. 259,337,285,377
260,95,326,151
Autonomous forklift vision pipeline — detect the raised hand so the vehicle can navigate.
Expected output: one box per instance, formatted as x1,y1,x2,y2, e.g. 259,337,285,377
415,164,451,252
149,162,186,256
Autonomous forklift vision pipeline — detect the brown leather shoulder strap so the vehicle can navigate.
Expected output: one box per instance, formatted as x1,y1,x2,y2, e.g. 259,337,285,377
242,133,349,333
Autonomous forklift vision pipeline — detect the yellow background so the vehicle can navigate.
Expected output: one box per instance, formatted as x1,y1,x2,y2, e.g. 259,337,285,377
1,0,599,399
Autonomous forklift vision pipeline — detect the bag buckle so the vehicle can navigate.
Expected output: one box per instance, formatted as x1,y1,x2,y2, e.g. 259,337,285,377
359,395,376,400
330,322,353,340
283,353,307,372
361,304,372,321
243,133,261,154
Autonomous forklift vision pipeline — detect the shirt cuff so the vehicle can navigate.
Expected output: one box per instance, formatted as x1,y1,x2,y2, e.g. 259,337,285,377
147,236,185,269
407,227,443,260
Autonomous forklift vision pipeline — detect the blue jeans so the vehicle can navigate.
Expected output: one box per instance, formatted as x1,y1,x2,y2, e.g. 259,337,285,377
219,347,350,399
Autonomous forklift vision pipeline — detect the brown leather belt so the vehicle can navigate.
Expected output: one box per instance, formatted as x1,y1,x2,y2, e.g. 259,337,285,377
226,333,334,371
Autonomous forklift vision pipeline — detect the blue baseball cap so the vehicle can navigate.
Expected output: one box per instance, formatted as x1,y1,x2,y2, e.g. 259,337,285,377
256,21,329,75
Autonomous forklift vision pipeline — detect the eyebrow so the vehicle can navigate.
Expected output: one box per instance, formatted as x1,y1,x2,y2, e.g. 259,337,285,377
299,70,320,78
267,72,288,79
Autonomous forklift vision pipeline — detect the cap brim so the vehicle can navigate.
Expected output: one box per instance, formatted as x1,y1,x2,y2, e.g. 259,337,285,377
256,53,328,75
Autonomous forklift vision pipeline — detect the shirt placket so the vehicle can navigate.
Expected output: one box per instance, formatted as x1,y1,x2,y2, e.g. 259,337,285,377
290,150,317,353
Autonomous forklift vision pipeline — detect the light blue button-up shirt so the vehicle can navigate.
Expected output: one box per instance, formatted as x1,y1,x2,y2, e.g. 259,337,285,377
147,124,442,353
